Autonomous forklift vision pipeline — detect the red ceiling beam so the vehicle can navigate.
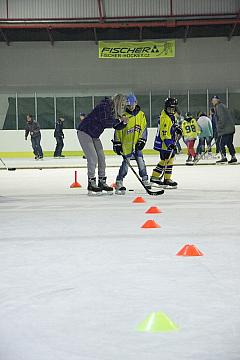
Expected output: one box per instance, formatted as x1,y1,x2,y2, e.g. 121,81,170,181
0,18,240,29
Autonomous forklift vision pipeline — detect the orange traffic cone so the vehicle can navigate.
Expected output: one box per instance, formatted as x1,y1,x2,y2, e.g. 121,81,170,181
70,170,81,188
176,244,203,256
132,196,146,203
145,206,162,214
141,220,160,228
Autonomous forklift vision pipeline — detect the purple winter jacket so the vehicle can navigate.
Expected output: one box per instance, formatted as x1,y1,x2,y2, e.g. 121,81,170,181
77,97,125,138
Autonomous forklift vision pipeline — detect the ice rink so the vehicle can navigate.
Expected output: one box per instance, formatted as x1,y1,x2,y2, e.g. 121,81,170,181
1,158,240,360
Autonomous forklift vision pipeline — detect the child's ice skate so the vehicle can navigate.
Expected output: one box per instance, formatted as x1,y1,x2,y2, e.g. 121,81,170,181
142,179,151,190
115,180,126,195
150,176,164,188
163,179,178,189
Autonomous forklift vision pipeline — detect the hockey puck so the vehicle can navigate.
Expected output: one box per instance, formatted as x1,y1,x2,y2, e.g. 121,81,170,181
129,189,134,192
8,168,16,171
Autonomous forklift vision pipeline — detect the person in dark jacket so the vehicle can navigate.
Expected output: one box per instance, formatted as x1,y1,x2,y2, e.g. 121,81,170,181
77,94,128,195
25,114,43,160
54,117,65,158
210,107,220,155
211,96,237,164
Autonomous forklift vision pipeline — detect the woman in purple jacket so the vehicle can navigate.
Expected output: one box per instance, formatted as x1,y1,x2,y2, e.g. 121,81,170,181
77,94,128,195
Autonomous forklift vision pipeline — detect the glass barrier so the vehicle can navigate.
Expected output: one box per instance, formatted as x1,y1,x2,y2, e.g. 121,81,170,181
1,89,239,129
37,97,55,129
0,94,16,130
229,92,240,125
18,96,35,130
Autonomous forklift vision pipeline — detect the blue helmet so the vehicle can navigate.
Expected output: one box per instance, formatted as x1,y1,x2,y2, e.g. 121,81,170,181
126,94,137,106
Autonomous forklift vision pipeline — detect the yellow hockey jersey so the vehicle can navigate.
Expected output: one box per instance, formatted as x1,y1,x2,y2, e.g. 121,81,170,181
181,118,200,140
114,106,147,156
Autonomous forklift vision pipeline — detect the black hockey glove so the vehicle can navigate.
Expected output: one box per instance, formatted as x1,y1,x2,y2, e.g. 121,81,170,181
175,126,183,137
168,143,177,151
112,140,123,155
135,138,146,151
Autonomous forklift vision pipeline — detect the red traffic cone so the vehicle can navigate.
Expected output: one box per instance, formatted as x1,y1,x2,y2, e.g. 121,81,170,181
145,206,162,214
70,170,81,188
176,244,203,256
141,220,160,228
133,196,146,203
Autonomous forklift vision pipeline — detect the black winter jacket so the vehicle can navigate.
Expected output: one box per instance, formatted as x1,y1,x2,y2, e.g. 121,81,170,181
25,121,41,138
54,120,64,138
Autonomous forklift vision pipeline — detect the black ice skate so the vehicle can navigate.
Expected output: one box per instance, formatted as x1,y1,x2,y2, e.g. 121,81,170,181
98,177,113,194
216,157,227,164
150,176,164,188
186,155,194,166
228,156,238,164
88,177,102,196
163,179,178,189
115,180,126,195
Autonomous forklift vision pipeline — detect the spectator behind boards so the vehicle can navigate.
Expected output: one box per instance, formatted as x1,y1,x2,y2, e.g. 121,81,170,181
211,95,237,164
25,114,43,160
54,116,65,158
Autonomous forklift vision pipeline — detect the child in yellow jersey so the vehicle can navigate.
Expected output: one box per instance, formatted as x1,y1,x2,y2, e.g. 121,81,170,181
150,98,182,189
112,94,150,195
181,112,200,164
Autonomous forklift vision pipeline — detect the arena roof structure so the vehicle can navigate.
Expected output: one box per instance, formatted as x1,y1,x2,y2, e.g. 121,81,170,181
0,0,239,44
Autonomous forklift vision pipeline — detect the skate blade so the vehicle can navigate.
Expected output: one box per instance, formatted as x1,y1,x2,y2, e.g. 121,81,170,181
163,185,177,189
88,191,103,196
150,183,164,188
115,190,126,195
103,190,113,195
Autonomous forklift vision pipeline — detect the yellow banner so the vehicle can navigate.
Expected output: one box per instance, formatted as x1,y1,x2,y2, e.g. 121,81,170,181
99,40,175,59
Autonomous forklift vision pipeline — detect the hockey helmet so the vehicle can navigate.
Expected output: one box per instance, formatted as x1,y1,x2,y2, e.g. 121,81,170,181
164,97,178,113
184,112,193,121
126,94,137,106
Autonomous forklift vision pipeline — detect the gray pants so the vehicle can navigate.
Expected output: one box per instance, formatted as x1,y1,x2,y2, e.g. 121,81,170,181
77,130,106,179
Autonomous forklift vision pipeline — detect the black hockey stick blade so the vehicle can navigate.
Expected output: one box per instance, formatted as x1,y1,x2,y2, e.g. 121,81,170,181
122,155,164,196
0,157,16,171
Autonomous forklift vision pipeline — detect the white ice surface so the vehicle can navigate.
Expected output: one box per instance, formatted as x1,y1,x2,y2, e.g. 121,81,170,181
0,162,240,360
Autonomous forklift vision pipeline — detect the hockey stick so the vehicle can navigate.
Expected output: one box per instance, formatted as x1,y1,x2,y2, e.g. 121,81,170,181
0,157,16,171
0,157,7,169
122,154,164,196
193,140,216,165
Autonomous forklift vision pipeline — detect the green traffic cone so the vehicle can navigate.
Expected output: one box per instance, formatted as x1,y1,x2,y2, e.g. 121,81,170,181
136,311,179,333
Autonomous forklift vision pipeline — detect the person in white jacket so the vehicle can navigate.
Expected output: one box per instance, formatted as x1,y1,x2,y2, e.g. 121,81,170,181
196,112,213,158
